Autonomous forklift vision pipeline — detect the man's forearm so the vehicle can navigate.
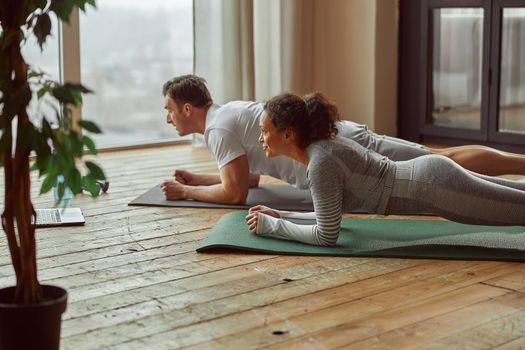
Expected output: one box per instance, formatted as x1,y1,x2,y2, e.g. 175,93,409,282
191,172,259,188
192,173,222,186
183,184,247,205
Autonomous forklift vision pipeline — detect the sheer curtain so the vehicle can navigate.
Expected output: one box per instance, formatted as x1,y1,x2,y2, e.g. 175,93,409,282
194,0,314,104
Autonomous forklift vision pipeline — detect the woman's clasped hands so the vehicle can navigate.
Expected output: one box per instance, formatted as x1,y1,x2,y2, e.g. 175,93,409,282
245,205,280,233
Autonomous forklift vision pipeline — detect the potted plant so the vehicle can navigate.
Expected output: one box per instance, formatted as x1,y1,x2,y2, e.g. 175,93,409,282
0,1,105,349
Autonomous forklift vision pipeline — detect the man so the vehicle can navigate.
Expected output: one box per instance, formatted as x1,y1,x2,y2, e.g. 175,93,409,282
161,75,306,205
161,74,525,205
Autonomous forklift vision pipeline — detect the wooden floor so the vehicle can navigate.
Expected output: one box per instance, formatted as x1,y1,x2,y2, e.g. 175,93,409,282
1,143,525,349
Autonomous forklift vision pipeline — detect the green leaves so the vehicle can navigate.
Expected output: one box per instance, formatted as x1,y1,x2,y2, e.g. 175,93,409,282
85,161,105,180
29,119,55,175
78,120,102,134
37,84,53,99
28,69,46,80
81,174,99,196
1,0,105,196
81,157,107,197
40,171,56,194
51,82,93,106
49,0,76,23
39,152,106,199
66,167,82,193
52,85,81,106
33,13,51,50
50,0,97,23
36,123,106,198
65,82,93,94
82,135,97,154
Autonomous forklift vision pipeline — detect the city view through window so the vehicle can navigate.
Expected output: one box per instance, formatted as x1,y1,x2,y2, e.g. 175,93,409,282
79,0,193,147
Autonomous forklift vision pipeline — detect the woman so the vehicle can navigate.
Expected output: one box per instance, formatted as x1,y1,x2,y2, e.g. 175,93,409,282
245,92,525,246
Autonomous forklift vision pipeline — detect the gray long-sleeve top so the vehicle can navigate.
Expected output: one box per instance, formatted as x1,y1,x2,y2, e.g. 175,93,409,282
255,137,396,246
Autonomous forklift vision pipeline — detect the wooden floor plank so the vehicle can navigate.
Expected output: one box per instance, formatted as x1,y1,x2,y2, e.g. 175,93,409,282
419,308,525,350
493,334,525,350
336,291,525,350
67,259,454,349
61,258,421,349
483,270,525,292
255,284,507,350
185,262,518,350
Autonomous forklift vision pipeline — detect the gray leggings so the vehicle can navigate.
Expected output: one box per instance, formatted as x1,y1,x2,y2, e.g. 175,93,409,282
338,121,430,161
390,155,525,226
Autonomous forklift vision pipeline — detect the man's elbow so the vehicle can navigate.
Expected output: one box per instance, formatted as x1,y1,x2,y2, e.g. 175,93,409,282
230,193,248,205
224,189,248,205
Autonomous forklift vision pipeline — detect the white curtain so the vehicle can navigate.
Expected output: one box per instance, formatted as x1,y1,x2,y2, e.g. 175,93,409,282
433,10,484,109
194,0,314,104
500,13,525,107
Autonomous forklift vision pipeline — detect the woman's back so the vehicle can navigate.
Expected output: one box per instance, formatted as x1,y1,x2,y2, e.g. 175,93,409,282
306,136,396,215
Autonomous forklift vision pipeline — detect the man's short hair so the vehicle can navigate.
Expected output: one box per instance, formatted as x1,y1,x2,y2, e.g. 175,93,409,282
162,75,212,108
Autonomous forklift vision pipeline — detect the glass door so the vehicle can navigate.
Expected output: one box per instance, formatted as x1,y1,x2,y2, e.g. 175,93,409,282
399,0,525,150
499,8,525,134
489,0,525,145
431,8,484,130
420,0,491,142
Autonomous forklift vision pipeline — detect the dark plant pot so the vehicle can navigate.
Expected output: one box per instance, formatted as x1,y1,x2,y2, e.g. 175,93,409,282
0,285,67,350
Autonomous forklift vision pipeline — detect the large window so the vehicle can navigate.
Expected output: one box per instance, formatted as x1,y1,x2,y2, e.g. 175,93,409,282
80,0,193,147
12,1,193,149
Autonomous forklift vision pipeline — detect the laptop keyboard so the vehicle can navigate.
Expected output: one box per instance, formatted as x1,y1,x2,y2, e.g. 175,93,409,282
35,209,62,225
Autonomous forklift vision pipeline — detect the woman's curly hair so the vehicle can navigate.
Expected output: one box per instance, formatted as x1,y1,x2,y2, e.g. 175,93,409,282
264,92,339,148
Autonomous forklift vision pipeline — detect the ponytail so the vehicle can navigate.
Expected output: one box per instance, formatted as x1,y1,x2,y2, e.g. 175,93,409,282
264,92,340,148
303,92,339,145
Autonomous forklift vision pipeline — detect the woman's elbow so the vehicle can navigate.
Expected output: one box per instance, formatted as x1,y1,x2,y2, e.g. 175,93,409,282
318,235,338,247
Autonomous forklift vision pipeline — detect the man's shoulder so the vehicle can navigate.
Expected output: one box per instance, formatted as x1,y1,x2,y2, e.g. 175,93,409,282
207,100,263,129
218,100,263,116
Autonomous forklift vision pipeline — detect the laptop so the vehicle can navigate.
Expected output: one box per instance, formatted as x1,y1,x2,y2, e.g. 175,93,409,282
34,208,86,227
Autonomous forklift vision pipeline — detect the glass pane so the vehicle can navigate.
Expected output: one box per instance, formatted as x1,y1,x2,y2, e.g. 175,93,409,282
498,8,525,134
431,8,484,129
80,0,193,148
21,15,60,127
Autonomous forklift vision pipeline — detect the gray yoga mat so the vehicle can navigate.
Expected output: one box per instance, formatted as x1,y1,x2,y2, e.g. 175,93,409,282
197,211,525,261
128,184,314,211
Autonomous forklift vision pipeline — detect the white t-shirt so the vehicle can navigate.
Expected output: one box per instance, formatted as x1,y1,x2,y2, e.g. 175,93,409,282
204,101,309,188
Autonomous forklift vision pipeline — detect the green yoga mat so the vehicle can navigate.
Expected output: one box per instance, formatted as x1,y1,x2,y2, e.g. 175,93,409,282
197,211,525,261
